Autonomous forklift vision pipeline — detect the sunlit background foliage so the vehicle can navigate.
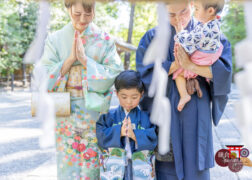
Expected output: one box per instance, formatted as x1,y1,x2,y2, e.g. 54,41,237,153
0,0,246,80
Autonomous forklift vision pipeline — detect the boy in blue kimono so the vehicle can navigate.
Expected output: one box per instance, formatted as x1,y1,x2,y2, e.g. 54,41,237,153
96,70,158,180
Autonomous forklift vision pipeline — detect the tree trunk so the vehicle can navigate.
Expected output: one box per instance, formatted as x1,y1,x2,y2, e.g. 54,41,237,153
124,3,135,70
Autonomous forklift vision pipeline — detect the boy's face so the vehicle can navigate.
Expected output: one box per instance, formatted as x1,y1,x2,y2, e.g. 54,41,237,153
116,88,143,112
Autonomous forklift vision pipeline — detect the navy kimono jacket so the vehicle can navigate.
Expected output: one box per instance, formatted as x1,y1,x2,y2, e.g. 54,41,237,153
96,106,157,153
136,18,232,180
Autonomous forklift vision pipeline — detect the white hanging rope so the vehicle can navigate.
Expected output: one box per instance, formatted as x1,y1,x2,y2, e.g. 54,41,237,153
24,0,50,64
235,1,252,149
23,0,55,149
143,3,171,155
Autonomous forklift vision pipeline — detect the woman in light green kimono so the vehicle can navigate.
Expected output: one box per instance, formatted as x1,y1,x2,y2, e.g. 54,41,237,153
40,0,123,179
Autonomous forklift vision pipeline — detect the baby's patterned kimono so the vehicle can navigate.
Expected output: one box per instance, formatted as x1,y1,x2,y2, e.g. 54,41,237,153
96,106,157,180
40,22,123,180
173,18,224,79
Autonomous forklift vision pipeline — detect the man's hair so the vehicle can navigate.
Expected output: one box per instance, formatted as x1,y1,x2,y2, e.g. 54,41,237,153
64,0,95,13
114,70,144,93
197,0,225,15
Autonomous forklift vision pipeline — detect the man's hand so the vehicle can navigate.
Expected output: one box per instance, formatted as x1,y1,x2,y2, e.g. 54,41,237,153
168,43,181,75
175,45,213,79
175,45,195,71
175,18,183,33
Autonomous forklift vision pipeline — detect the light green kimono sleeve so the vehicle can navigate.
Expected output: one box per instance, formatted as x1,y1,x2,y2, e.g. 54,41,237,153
86,40,123,93
40,36,68,92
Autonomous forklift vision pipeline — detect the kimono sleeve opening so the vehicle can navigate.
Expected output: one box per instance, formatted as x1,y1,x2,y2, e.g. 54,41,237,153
134,128,157,152
86,41,123,94
40,36,68,92
96,114,124,149
210,36,232,126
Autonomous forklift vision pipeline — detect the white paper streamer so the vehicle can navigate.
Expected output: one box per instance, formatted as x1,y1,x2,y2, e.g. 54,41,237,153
235,1,252,150
24,0,50,64
143,3,171,155
23,0,55,148
32,62,56,149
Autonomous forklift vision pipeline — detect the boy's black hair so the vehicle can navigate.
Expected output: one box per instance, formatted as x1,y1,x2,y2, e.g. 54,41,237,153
114,70,144,93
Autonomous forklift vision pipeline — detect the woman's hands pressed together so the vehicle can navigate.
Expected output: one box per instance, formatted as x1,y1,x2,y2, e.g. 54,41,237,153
61,31,87,76
75,31,87,68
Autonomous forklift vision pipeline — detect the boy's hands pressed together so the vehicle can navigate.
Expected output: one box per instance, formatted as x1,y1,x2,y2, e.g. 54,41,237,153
121,117,137,142
126,117,137,142
121,117,127,137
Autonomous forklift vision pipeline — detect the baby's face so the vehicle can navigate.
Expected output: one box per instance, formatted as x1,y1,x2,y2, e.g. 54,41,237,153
194,2,212,23
116,88,143,112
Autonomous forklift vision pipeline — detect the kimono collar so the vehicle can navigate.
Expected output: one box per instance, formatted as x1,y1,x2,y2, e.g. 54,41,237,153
82,22,102,37
186,17,196,31
119,106,139,118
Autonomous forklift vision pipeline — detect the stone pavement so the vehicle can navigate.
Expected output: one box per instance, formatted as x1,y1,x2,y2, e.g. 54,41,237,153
0,85,251,180
210,84,252,180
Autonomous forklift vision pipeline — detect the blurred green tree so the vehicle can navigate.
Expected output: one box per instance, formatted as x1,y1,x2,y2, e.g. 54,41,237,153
0,0,37,76
0,1,245,76
221,2,246,78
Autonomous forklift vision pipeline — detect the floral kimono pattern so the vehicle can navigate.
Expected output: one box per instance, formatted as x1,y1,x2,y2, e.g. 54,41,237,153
99,148,155,180
40,22,123,180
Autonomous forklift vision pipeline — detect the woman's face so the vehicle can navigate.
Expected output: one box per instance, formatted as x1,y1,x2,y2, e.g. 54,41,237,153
166,2,192,29
68,2,94,32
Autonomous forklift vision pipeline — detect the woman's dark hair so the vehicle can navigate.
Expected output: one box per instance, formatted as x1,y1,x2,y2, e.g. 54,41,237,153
64,0,95,13
114,70,144,93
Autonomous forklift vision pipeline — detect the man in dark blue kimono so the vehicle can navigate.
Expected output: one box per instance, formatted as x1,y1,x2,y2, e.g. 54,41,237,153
136,2,232,180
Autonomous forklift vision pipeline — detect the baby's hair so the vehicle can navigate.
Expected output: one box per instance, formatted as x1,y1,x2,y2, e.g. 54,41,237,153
114,70,144,93
196,0,225,15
